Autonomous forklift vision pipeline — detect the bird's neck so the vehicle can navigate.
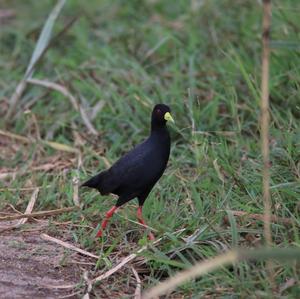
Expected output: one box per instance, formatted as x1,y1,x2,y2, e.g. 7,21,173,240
150,125,169,140
151,123,167,133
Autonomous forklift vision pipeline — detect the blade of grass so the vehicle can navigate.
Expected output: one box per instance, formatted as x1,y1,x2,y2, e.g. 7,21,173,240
226,210,239,247
6,0,66,120
25,0,67,77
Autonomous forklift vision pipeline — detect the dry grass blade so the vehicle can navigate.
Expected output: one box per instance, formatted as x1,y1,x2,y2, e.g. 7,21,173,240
27,78,98,135
261,0,274,290
79,106,98,135
0,188,39,232
90,100,106,120
261,0,272,247
0,172,18,180
42,283,78,289
27,78,79,109
92,230,186,285
60,291,82,299
93,248,146,283
6,0,66,119
43,140,79,153
0,186,48,191
1,161,75,179
17,188,39,225
82,271,92,299
0,129,29,143
92,237,162,284
72,173,80,207
0,129,78,153
213,158,225,184
0,206,78,221
132,267,142,299
6,80,27,120
41,233,99,259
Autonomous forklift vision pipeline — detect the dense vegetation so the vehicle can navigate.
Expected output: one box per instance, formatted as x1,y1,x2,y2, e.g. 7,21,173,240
0,0,299,297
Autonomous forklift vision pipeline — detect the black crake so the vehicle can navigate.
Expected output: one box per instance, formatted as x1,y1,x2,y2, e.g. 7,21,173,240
82,104,174,239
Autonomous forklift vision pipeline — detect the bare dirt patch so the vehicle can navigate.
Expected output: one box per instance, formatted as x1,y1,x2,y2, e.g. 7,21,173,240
0,226,142,299
0,230,83,299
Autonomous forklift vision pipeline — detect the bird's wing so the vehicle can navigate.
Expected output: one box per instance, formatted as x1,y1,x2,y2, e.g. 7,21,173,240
110,141,150,178
107,139,160,188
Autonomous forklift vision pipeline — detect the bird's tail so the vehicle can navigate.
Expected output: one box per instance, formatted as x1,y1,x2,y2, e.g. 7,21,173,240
81,171,109,194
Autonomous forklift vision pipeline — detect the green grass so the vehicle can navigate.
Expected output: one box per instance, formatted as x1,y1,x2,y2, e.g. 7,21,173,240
1,0,300,297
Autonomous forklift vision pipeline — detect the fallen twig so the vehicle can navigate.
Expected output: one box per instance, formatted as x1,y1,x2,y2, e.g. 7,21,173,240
41,233,99,259
0,206,78,221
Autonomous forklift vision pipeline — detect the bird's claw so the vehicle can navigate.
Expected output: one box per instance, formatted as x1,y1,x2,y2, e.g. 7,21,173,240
96,229,103,238
148,232,155,241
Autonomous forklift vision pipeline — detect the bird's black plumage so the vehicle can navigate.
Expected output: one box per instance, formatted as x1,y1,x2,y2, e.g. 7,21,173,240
81,104,174,239
82,104,172,207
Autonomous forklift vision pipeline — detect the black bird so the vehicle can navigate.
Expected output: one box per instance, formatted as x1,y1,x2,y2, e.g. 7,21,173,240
82,104,174,240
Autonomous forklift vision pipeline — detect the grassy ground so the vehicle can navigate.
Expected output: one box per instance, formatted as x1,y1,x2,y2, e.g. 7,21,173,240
0,0,299,297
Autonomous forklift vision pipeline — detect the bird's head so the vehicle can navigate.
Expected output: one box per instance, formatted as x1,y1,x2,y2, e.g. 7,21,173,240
151,104,174,129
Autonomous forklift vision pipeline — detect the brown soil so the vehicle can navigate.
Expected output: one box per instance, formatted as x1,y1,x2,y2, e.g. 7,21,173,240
0,231,84,299
0,227,140,299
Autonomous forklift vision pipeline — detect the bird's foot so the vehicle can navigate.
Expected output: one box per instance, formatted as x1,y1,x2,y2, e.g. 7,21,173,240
96,229,103,238
148,232,155,241
95,206,118,239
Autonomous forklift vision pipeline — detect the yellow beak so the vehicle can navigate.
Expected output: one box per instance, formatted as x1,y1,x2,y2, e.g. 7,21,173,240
164,112,175,123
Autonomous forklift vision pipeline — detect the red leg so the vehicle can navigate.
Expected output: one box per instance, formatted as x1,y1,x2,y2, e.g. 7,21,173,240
137,206,155,241
96,206,118,238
